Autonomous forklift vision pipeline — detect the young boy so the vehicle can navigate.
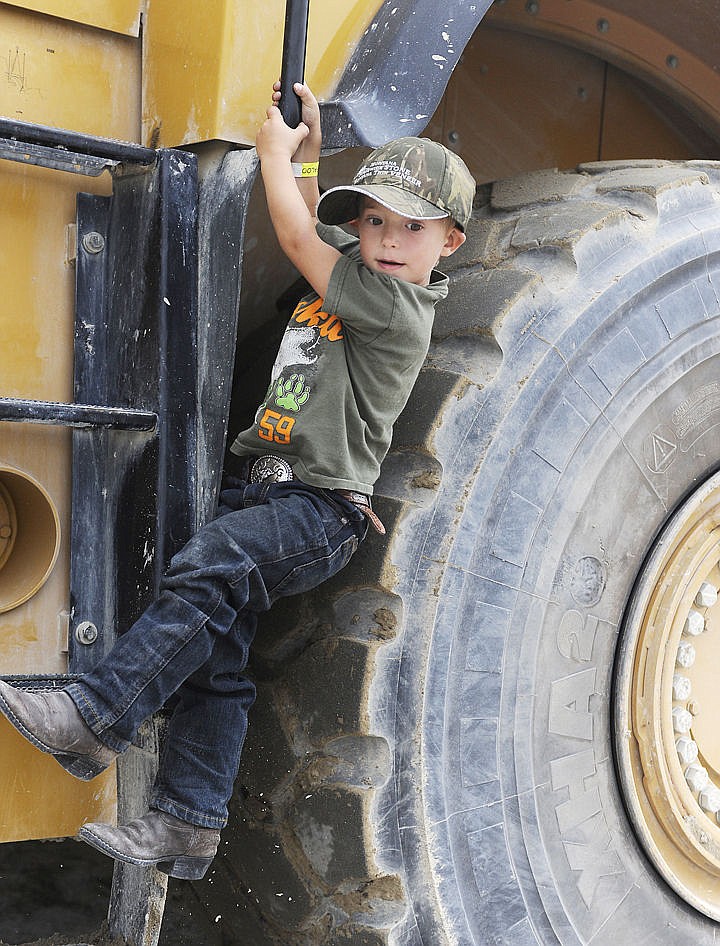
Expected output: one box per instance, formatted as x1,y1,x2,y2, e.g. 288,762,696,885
0,84,475,879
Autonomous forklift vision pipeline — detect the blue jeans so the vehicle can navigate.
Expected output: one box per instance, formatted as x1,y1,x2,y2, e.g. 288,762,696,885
66,478,368,829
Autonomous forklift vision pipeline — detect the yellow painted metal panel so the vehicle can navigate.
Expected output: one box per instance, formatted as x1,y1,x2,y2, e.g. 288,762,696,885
306,0,382,98
2,0,142,37
0,718,116,843
0,47,125,834
0,162,113,676
0,160,118,841
143,0,383,147
142,0,239,148
0,4,141,140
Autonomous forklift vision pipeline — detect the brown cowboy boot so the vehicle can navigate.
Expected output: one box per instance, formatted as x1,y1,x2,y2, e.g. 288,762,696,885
79,809,221,880
0,680,117,780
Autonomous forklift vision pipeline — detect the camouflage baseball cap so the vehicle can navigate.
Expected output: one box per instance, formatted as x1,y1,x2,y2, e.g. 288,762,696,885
317,137,476,231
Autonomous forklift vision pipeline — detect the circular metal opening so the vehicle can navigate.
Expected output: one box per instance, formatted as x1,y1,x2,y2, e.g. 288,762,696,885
615,469,720,919
0,479,18,572
0,468,61,613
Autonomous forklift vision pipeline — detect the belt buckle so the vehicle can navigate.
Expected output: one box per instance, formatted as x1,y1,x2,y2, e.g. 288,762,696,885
249,455,294,484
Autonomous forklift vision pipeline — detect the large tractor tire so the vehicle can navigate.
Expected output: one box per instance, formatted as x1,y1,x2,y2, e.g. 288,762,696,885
205,160,720,945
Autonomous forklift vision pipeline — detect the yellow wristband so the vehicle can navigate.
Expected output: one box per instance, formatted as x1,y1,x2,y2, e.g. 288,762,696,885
292,161,319,178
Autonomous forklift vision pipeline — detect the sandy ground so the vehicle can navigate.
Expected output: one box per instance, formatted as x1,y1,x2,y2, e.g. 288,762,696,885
0,838,222,946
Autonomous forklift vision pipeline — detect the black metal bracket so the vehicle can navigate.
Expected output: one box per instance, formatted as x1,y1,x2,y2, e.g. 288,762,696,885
0,137,118,176
317,0,493,147
68,150,199,674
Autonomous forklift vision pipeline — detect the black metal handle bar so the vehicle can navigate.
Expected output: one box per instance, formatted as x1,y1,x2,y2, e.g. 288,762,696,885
0,117,156,166
279,0,310,128
0,398,157,431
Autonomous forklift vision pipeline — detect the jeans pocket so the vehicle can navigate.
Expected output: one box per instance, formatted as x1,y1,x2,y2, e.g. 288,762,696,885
268,529,361,601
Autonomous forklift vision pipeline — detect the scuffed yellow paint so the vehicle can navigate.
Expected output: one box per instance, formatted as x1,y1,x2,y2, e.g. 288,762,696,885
0,3,137,842
0,4,140,138
0,717,116,843
142,0,383,147
2,0,142,37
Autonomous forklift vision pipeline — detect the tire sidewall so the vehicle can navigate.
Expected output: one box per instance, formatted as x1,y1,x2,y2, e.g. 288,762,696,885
385,219,720,944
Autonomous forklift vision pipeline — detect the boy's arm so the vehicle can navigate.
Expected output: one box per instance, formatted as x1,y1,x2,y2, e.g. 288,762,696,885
272,81,320,217
257,84,341,300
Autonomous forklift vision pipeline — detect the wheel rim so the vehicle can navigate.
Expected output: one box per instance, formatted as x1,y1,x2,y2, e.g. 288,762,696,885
616,469,720,919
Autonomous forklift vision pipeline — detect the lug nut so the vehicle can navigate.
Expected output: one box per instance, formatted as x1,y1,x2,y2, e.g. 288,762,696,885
676,736,699,765
684,609,705,636
673,706,693,734
672,673,692,701
696,581,719,608
676,641,696,668
699,785,720,814
685,762,710,793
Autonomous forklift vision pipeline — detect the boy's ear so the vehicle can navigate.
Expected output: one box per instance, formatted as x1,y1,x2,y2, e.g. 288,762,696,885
347,218,360,231
439,226,466,258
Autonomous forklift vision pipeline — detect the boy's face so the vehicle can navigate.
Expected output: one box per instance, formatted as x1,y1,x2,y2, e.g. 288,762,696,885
351,199,466,286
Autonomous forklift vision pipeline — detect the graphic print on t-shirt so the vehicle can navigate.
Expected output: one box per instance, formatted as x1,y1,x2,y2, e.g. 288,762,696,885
274,374,310,411
292,297,344,341
254,296,343,449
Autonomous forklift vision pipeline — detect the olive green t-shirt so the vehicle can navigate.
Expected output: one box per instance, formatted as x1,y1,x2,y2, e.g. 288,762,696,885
230,223,449,494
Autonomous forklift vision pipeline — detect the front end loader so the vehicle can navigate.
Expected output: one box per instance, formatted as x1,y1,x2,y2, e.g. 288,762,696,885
3,2,720,944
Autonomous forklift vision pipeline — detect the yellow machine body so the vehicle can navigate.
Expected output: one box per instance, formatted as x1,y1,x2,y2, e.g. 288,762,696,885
143,0,379,147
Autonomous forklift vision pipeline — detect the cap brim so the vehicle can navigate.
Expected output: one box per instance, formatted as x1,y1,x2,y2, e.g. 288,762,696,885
317,183,449,226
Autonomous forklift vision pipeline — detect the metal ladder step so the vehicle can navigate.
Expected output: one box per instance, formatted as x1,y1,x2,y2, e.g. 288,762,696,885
0,116,155,176
0,398,157,431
